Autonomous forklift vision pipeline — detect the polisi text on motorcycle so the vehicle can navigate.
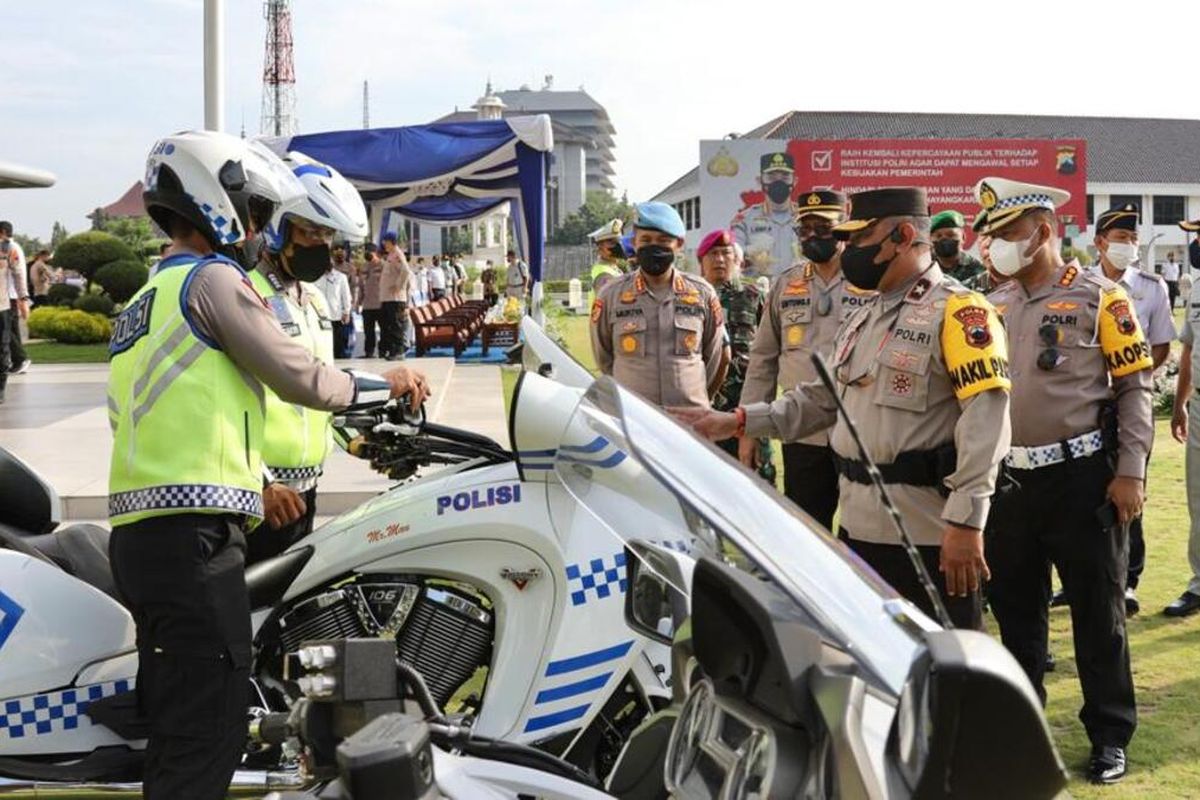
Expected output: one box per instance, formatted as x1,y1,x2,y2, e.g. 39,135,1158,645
437,484,522,515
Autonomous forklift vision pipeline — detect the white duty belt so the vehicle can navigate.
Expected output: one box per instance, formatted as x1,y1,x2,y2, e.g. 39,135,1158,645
1005,429,1104,471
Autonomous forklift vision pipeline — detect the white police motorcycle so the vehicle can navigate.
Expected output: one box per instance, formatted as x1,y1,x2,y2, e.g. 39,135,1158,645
0,322,675,790
249,355,1071,800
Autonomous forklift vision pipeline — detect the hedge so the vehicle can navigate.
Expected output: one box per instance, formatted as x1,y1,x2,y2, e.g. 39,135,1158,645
27,307,112,344
95,260,149,304
45,283,82,307
74,293,117,316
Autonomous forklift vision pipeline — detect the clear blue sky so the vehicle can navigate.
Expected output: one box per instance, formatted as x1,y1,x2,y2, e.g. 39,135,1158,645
2,0,1196,241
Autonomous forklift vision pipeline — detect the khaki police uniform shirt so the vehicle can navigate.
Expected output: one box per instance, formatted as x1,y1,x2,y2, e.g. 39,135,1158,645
1178,278,1200,380
987,260,1153,479
591,269,726,409
731,201,798,276
744,264,1012,545
185,256,355,410
380,249,411,303
743,261,876,445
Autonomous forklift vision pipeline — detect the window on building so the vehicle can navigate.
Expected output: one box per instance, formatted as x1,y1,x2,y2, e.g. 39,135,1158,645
1086,195,1094,224
694,196,702,230
1108,195,1142,217
1154,195,1186,226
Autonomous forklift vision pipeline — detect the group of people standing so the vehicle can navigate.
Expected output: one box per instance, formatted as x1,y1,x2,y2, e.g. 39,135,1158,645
593,179,1184,784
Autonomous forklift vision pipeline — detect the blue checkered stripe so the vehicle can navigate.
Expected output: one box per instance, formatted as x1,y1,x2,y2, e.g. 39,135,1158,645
566,552,628,606
1,680,133,739
269,465,323,481
992,193,1055,212
190,195,240,245
109,484,264,519
1006,430,1103,470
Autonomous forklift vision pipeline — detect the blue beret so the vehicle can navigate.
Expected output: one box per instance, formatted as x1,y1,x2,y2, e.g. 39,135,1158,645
634,201,686,239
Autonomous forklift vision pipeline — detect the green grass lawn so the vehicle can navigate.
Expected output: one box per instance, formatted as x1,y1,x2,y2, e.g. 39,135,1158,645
23,341,109,363
518,313,1200,797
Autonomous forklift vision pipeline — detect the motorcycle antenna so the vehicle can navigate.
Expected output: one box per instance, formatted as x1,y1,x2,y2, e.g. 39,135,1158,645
811,353,953,628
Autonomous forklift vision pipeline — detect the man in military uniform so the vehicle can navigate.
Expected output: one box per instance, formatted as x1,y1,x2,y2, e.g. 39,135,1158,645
1164,215,1200,618
731,151,798,276
979,177,1152,784
931,210,988,290
741,189,874,528
588,218,627,306
1084,203,1174,615
678,188,1012,630
697,227,774,483
591,202,726,409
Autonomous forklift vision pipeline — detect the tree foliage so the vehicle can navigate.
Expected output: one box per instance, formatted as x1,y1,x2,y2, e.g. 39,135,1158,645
549,191,635,246
52,231,138,289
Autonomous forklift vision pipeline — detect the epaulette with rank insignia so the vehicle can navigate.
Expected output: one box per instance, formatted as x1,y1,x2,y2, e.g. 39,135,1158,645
1058,264,1079,287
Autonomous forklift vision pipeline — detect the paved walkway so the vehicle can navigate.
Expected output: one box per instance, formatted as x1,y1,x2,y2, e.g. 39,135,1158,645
0,358,508,520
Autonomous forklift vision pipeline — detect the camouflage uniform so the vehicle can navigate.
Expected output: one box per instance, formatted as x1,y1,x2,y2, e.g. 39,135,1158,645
711,277,775,483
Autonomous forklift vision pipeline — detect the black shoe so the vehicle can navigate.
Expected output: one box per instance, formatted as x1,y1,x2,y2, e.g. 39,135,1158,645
1087,745,1126,784
1050,589,1069,608
1125,588,1140,617
1045,651,1056,673
1163,590,1200,617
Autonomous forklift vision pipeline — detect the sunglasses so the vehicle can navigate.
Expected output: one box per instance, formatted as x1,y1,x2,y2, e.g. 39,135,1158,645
1037,324,1063,371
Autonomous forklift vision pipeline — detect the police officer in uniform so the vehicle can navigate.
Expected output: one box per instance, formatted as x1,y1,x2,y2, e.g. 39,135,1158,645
696,227,774,483
930,209,988,290
1164,215,1200,618
248,152,370,564
106,131,429,800
588,218,627,306
731,152,799,276
742,190,875,527
1084,203,1174,615
678,188,1012,629
591,202,726,409
978,177,1152,784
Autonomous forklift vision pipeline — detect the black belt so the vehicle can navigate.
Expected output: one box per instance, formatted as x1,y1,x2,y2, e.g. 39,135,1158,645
832,445,956,498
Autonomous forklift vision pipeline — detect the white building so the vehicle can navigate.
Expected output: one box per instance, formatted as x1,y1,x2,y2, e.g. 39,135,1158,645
655,111,1200,270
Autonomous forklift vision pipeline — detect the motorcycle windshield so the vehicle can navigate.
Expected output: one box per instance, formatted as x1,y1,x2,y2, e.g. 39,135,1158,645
553,377,926,695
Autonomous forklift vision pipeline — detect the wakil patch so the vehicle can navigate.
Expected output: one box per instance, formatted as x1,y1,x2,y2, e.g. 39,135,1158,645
109,289,156,357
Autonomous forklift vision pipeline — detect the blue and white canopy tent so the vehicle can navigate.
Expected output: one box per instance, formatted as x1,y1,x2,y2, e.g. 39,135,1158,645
262,114,553,314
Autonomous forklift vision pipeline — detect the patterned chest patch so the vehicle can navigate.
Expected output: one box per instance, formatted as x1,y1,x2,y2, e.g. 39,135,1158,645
952,305,993,349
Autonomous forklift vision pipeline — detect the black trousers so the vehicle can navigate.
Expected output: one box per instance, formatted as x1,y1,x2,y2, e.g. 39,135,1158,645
839,529,983,631
362,308,383,357
109,514,252,800
1167,280,1179,309
5,301,23,367
245,486,317,566
0,308,11,394
484,292,499,306
985,452,1136,748
380,300,407,357
331,320,349,359
782,442,839,531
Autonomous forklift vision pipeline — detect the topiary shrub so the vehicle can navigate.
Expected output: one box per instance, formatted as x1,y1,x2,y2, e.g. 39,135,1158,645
74,293,116,316
94,260,149,304
27,306,111,344
46,283,82,307
51,231,137,290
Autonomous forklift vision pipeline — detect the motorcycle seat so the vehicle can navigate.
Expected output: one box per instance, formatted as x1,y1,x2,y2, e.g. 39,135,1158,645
25,524,119,601
245,546,313,611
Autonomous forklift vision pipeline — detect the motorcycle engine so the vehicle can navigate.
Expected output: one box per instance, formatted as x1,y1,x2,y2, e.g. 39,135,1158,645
274,575,493,708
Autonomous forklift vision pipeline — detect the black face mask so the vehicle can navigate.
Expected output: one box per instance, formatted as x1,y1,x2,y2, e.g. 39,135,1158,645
933,238,961,259
283,242,332,282
840,227,899,291
764,180,792,205
636,244,675,276
801,236,839,264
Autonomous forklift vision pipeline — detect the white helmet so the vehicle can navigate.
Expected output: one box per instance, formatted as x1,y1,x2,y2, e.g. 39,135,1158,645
261,151,369,252
142,130,305,249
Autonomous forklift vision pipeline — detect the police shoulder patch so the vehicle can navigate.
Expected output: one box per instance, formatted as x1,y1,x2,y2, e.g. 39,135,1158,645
590,298,604,324
109,288,156,357
941,292,1010,401
1098,286,1152,377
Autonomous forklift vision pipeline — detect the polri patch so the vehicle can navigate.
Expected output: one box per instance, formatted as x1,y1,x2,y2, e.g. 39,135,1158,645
109,289,156,357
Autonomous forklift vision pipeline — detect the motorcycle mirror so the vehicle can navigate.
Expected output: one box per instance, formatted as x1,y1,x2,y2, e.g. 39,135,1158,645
623,541,693,647
886,629,1067,798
